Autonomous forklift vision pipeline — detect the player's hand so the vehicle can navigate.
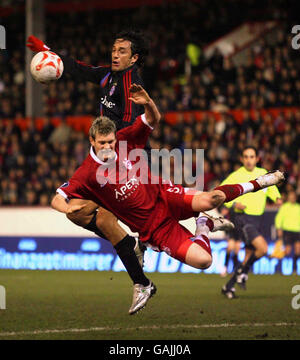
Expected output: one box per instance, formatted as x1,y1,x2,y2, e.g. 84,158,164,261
129,84,151,105
26,35,50,52
233,202,246,211
66,204,87,214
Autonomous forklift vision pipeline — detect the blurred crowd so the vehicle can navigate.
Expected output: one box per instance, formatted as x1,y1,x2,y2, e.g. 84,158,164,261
0,0,290,118
0,0,299,205
158,28,300,113
150,109,300,195
0,117,89,205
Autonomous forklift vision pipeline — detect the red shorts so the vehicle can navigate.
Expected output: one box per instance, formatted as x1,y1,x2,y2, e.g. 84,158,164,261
143,184,202,264
163,183,199,221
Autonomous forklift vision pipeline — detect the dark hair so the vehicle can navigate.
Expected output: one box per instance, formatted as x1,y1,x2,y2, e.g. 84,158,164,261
242,145,258,156
114,30,149,67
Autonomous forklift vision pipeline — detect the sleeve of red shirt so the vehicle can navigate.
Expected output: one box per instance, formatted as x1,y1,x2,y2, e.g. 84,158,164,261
56,176,86,201
117,114,153,149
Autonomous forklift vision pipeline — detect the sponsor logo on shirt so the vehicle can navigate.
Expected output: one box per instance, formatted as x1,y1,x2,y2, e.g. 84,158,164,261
114,176,139,201
100,95,115,109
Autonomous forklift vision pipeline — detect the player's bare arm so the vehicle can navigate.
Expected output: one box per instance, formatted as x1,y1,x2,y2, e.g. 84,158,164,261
51,193,86,214
129,84,161,127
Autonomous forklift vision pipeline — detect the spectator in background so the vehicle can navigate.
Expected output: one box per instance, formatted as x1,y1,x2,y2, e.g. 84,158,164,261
48,118,72,145
25,190,37,205
40,117,55,141
275,190,300,273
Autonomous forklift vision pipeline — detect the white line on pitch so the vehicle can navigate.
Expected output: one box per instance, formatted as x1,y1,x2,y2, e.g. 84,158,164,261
0,322,299,337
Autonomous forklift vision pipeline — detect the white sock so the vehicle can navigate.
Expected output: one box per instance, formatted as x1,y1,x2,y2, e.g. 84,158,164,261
195,216,210,237
239,182,254,194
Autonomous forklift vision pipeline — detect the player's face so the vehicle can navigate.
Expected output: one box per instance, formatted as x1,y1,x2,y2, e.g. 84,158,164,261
90,132,117,162
111,39,138,71
241,149,258,171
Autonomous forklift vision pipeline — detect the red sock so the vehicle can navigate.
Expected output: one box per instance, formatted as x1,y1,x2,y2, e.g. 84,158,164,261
214,184,244,202
249,180,261,192
215,181,261,202
194,235,211,256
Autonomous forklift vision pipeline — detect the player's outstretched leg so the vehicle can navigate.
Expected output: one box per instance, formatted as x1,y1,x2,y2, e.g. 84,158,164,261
66,199,153,314
255,170,285,189
97,210,155,315
214,170,285,204
189,170,284,214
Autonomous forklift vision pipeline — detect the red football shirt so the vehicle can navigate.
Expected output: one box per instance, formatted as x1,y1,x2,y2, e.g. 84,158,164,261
57,114,170,241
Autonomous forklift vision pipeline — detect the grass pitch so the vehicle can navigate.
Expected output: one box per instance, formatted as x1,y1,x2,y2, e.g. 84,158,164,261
0,270,299,340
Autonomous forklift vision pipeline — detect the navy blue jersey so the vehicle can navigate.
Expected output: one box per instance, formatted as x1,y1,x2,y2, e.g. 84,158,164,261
59,55,144,130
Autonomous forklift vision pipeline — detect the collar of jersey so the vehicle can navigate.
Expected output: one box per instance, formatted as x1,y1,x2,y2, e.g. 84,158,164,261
90,146,118,165
240,166,258,174
110,63,137,76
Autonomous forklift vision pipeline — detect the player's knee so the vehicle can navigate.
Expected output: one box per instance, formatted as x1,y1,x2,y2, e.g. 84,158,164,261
200,256,212,270
209,190,226,208
194,254,212,270
95,211,118,232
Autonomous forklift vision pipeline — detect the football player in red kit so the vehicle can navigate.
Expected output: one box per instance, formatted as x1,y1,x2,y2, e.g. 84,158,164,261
27,31,154,315
51,84,285,309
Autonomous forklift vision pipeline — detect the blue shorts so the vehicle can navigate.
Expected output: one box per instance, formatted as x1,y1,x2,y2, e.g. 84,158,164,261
232,213,262,248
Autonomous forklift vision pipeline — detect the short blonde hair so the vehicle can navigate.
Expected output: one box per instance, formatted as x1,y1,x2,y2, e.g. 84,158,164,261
89,116,116,140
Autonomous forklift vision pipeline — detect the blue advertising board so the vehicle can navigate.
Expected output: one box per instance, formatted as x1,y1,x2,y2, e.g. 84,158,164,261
0,236,299,275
